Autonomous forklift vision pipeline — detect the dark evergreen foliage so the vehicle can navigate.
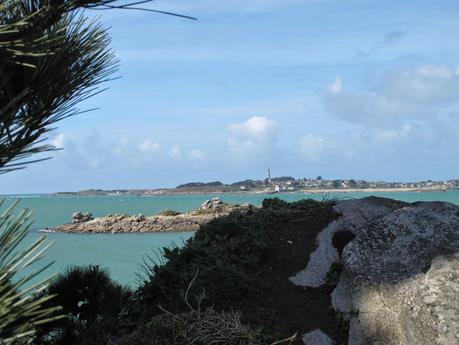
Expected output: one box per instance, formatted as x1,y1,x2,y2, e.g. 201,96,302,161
36,265,131,345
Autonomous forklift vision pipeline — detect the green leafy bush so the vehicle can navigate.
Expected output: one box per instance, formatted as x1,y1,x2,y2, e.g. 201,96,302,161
158,209,182,216
262,197,324,210
262,198,289,209
132,210,268,319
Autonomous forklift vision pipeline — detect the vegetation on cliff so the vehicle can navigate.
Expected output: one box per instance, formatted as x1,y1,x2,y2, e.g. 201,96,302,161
33,198,343,345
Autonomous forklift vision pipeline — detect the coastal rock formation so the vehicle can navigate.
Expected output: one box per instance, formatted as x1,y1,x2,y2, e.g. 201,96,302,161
54,199,248,233
71,212,94,224
290,197,406,287
291,197,459,345
200,197,223,209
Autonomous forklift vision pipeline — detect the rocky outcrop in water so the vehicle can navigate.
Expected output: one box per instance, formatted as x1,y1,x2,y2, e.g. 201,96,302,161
200,197,223,209
72,212,94,224
54,198,249,233
291,197,459,345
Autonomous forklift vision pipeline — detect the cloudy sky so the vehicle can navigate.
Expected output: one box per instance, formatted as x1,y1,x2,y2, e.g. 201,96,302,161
3,0,459,193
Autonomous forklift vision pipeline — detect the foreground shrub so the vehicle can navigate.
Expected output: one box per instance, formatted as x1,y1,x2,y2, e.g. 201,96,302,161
262,198,289,209
133,211,268,318
262,198,322,210
36,265,131,345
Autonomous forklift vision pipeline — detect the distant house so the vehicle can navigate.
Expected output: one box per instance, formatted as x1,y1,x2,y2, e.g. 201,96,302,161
274,185,281,193
240,185,247,190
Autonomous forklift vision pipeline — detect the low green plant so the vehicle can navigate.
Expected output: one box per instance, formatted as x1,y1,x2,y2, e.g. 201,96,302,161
262,197,325,210
262,198,289,209
188,207,212,215
158,209,182,216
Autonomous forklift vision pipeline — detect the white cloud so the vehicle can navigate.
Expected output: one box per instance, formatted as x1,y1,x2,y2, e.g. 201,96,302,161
138,140,161,153
50,133,66,149
416,65,453,79
190,149,208,162
228,116,278,138
298,134,326,160
227,116,279,158
169,145,182,159
328,77,342,94
381,65,459,104
374,124,412,142
322,65,459,126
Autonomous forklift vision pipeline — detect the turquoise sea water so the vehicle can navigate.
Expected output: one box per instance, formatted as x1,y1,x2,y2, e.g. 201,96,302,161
3,190,459,286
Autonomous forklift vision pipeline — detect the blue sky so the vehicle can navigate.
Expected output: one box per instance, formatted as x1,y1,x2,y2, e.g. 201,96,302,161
3,0,459,193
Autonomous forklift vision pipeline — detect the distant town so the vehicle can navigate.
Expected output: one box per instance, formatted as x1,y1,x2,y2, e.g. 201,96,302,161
54,171,459,196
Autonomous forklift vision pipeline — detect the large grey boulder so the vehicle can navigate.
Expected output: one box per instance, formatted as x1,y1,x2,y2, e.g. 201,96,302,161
290,197,406,287
340,201,459,345
291,197,459,345
71,211,93,224
200,197,223,210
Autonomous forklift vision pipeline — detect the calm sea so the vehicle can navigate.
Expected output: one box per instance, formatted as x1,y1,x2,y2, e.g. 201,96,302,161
4,190,459,286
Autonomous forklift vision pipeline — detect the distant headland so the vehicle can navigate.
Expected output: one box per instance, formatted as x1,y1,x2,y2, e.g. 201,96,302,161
52,176,459,196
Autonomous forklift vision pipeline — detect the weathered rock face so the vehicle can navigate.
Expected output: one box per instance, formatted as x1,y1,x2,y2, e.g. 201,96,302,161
54,201,248,233
340,201,459,345
290,197,406,287
291,197,459,345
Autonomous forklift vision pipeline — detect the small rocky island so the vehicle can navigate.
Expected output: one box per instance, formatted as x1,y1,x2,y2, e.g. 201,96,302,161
53,198,249,233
